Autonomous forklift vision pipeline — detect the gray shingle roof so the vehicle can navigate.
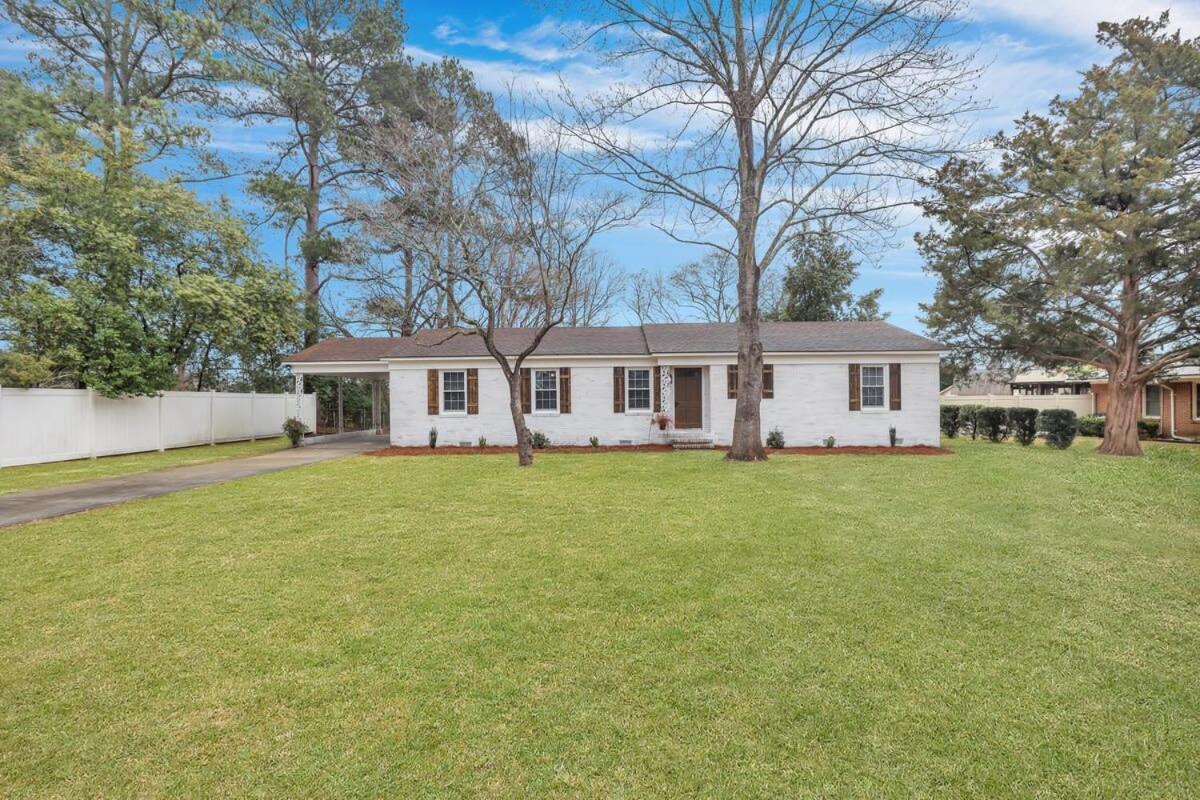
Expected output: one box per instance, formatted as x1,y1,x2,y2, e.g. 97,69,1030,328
642,321,942,354
283,321,942,363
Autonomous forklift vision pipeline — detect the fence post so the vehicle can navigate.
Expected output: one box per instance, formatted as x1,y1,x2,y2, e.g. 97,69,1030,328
157,393,165,451
209,389,216,446
250,391,256,442
88,387,97,460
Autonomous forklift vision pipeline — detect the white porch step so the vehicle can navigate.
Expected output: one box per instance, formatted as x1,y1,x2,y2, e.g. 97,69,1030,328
669,430,715,450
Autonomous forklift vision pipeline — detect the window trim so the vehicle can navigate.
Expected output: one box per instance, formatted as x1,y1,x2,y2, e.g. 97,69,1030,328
440,369,467,416
1193,383,1200,421
532,368,559,414
859,364,888,412
1143,384,1162,419
625,367,653,414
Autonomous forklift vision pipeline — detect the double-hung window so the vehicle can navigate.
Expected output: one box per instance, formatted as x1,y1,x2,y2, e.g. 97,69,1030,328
1144,384,1162,418
534,369,558,412
626,368,652,411
442,370,466,413
861,365,886,409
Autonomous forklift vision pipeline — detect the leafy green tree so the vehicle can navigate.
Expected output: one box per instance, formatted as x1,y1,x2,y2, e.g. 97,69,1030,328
214,0,406,346
769,227,887,322
1,0,237,175
918,15,1200,456
0,75,301,396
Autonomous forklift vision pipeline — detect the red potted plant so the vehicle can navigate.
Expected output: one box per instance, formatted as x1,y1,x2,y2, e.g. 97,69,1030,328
653,413,672,431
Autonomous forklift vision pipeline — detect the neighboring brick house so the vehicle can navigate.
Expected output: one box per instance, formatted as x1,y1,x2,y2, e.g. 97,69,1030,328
1090,366,1200,440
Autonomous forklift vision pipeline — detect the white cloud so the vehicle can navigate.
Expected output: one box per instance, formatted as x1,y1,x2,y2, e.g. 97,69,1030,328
432,17,579,63
971,1,1200,41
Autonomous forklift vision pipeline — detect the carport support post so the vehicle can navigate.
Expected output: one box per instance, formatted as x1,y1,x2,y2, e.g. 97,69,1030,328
337,377,344,434
371,379,381,434
293,372,303,422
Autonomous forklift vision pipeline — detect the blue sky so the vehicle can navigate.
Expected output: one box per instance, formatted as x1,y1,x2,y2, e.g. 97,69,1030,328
3,1,1198,333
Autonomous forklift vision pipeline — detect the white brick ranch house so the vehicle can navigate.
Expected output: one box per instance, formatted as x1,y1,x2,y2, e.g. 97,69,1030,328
283,321,944,448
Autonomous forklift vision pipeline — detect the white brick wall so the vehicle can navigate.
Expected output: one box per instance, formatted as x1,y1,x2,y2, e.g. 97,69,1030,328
388,355,941,448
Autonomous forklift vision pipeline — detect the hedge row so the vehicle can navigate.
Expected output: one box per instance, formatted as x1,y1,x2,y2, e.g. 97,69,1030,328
940,405,1078,449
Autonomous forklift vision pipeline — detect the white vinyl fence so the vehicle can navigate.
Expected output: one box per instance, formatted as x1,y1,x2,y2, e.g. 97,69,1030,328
0,388,317,468
940,393,1095,416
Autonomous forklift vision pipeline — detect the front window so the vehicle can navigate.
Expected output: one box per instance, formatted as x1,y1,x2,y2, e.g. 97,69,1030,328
861,365,885,409
1194,384,1200,420
1144,385,1162,417
442,370,466,413
627,368,651,411
534,369,558,412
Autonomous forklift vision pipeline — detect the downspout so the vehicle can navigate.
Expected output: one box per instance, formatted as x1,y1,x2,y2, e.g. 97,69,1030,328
1164,384,1177,440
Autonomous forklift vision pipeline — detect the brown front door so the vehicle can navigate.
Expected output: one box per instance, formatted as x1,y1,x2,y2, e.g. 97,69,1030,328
674,367,703,429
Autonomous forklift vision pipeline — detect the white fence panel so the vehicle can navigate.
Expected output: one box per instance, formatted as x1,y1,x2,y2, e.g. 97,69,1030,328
940,393,1094,415
0,388,316,468
161,392,213,449
94,394,160,456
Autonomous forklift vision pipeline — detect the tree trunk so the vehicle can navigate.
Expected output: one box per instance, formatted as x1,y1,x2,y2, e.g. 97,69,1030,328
401,247,414,337
303,135,322,348
1098,379,1143,456
509,374,533,466
727,104,766,461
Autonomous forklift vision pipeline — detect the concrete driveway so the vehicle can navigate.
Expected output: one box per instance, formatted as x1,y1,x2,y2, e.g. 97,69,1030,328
0,437,384,528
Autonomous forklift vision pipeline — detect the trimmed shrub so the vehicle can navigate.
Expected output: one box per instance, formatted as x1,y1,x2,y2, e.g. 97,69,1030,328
766,428,785,448
282,417,308,448
531,430,550,449
1007,407,1039,446
959,404,982,439
940,405,962,438
477,436,487,447
1037,409,1078,450
1077,414,1105,437
823,435,836,449
1137,418,1160,439
428,426,438,448
889,426,898,447
589,436,600,448
976,407,1008,442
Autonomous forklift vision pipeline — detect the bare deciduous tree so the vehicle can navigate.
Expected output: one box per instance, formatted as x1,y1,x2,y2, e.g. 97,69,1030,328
561,0,977,460
628,253,782,324
439,123,636,465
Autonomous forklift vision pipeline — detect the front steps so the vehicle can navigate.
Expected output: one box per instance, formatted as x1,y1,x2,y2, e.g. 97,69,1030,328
669,430,715,450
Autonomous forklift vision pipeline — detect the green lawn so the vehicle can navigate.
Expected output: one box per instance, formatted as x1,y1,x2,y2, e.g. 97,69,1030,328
2,438,1198,798
0,437,290,495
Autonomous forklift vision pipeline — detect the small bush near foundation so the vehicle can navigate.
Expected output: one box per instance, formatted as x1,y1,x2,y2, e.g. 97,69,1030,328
1137,418,1160,439
823,436,836,449
888,426,898,447
766,428,785,448
477,436,487,447
959,404,982,439
532,431,550,449
940,405,961,438
1078,414,1105,437
282,417,308,448
1008,408,1039,446
1037,409,1077,450
428,426,438,448
976,407,1009,442
589,436,600,448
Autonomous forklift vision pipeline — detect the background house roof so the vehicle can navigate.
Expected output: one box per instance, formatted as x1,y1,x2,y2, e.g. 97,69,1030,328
283,321,943,363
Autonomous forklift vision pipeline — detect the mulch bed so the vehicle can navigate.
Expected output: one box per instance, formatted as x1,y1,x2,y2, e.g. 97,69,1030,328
367,444,950,457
